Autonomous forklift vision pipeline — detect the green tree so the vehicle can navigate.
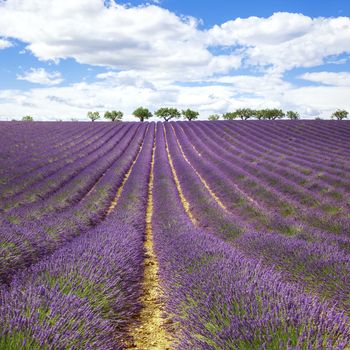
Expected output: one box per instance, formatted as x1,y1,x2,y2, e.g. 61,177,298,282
208,114,220,121
259,108,285,120
155,107,181,122
223,108,256,120
286,111,300,120
87,111,100,122
182,108,199,121
104,110,123,122
22,115,33,121
331,109,348,120
235,108,256,120
255,110,265,120
133,107,152,122
222,112,239,120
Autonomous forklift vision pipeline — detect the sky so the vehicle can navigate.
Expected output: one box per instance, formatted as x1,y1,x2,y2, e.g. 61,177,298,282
0,0,350,121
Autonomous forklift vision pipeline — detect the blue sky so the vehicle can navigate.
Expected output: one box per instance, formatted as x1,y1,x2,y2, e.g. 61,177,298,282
0,0,349,120
135,0,350,26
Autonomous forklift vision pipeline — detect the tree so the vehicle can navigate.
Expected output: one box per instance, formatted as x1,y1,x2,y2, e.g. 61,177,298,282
182,108,199,121
133,107,152,122
155,107,181,122
255,110,265,120
22,115,33,121
331,109,348,120
259,108,285,120
286,111,300,120
222,112,239,120
235,108,256,120
223,108,255,120
208,114,220,121
104,110,123,122
87,111,100,122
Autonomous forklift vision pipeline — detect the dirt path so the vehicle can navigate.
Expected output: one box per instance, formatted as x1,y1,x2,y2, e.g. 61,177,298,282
106,139,145,215
170,124,227,212
164,125,197,225
125,130,173,350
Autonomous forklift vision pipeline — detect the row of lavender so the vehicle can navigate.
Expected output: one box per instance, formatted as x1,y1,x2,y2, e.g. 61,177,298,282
1,120,350,349
0,124,155,348
163,121,350,317
153,124,350,349
0,122,147,282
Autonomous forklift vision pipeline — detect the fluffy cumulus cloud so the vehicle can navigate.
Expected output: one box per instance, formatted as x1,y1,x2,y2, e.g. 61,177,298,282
0,1,349,120
208,12,350,72
0,0,240,81
17,68,63,85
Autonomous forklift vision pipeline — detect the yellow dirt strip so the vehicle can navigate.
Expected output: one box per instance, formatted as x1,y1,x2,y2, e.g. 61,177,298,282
178,124,263,212
106,128,148,215
170,124,227,212
125,127,173,350
163,125,197,226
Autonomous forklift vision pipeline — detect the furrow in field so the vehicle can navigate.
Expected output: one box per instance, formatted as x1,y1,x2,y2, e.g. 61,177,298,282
0,125,147,284
0,123,125,209
165,123,246,238
226,121,350,175
152,123,350,349
106,127,147,216
0,123,116,199
198,121,350,206
185,122,350,234
0,122,92,182
208,121,350,209
25,124,143,219
125,124,173,350
177,121,350,312
170,124,227,212
6,124,129,209
0,123,104,182
163,124,197,226
1,124,138,220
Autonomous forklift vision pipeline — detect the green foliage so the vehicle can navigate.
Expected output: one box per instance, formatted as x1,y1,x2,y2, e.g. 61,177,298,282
236,108,257,120
208,114,220,121
155,107,181,122
286,111,300,120
182,108,199,121
132,107,152,122
104,110,123,122
255,110,265,120
0,332,43,350
258,108,285,120
331,109,348,120
22,115,33,122
87,111,100,122
223,108,256,120
222,112,239,120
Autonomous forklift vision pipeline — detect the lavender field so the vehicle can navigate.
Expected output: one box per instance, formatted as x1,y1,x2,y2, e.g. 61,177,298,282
1,120,350,350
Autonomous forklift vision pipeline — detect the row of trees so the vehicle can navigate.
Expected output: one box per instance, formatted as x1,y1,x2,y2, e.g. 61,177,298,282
87,107,199,122
220,108,349,121
18,108,349,122
87,108,349,122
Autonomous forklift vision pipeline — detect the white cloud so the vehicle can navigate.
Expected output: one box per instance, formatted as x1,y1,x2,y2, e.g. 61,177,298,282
0,0,241,82
17,68,63,85
300,71,350,87
208,12,313,46
0,38,12,49
1,70,349,122
0,2,350,120
208,13,350,72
